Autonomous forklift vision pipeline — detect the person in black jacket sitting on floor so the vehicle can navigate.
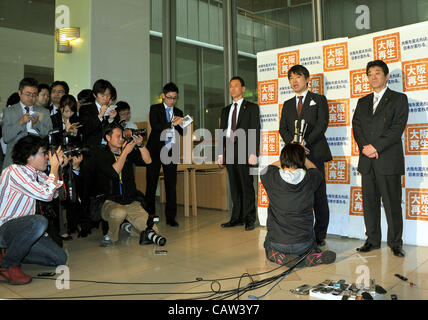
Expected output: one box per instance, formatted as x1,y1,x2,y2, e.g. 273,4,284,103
260,143,336,268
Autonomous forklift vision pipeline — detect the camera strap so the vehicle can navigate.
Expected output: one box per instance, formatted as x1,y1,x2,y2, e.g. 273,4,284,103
112,150,123,195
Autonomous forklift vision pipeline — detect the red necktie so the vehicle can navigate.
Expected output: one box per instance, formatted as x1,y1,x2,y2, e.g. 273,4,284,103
297,96,303,118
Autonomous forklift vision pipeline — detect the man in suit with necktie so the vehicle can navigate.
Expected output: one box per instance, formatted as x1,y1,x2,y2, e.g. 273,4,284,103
146,82,184,227
279,65,332,246
2,78,52,170
218,76,261,231
352,60,408,257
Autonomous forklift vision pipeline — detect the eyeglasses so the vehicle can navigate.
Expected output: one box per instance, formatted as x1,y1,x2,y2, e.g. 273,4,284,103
165,96,178,101
22,92,38,98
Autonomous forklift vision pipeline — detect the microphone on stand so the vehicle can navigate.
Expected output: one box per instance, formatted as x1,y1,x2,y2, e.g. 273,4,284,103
299,119,308,144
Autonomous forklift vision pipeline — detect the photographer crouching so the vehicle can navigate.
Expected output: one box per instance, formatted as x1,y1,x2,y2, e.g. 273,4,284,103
0,135,67,285
95,123,163,247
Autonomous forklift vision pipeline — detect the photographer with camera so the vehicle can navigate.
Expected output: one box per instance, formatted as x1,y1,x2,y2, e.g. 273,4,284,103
95,123,160,247
0,135,67,285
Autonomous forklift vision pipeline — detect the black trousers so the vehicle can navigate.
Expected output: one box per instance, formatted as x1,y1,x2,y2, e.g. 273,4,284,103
312,160,330,241
146,155,178,222
362,167,403,248
226,163,256,225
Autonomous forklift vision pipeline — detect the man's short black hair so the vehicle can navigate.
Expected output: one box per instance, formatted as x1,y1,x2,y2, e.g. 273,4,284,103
366,60,389,76
110,85,117,101
103,122,123,140
59,94,77,113
50,81,70,95
77,89,95,104
280,143,306,169
162,82,179,95
12,135,48,166
38,83,50,93
288,65,310,79
6,92,20,107
18,78,38,91
230,76,245,87
92,79,114,96
116,101,131,113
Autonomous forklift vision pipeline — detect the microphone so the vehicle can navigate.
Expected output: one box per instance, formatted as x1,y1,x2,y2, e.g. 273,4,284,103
293,120,299,143
299,119,305,144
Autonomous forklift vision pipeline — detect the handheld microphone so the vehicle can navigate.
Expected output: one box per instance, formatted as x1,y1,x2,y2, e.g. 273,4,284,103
293,120,299,143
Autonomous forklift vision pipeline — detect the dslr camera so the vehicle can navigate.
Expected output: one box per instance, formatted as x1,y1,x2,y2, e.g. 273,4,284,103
122,128,147,142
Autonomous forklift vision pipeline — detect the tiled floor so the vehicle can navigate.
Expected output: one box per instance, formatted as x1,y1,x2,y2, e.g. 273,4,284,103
2,204,427,300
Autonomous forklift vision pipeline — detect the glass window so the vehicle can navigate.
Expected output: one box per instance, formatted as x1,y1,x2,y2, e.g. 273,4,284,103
150,36,163,106
323,0,428,40
236,0,314,55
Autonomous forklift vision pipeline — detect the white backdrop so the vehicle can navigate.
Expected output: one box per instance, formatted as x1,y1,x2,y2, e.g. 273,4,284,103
257,21,428,246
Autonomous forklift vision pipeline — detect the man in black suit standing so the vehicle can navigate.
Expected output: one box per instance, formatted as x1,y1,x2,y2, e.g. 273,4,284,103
146,82,184,227
279,65,332,246
218,76,260,231
352,60,408,257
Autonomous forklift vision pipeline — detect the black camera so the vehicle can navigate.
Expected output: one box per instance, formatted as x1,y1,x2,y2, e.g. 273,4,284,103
63,146,89,157
122,128,147,142
139,228,166,246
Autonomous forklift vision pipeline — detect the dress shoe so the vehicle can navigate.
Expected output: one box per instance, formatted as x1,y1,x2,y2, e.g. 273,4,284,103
245,223,255,231
60,234,73,241
356,242,380,253
391,246,405,257
316,239,326,246
221,221,244,228
167,220,179,227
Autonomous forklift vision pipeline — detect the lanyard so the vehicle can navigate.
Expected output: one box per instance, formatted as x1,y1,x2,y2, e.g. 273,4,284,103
112,150,123,195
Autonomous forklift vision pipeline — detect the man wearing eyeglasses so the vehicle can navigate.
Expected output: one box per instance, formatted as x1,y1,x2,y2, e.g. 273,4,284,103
146,82,184,227
2,78,52,170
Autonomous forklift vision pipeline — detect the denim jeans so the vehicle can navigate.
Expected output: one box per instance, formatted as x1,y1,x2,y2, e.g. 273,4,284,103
0,215,67,268
265,233,316,256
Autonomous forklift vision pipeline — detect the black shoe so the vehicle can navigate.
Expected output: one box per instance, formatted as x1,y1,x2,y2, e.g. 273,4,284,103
167,220,179,227
356,242,380,253
221,221,244,228
245,223,255,231
60,235,73,241
391,246,405,257
316,239,326,246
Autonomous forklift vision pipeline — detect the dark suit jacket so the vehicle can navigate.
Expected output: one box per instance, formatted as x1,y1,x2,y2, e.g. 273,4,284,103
279,91,332,163
218,99,261,160
78,103,109,149
50,112,81,146
352,88,408,175
146,103,184,157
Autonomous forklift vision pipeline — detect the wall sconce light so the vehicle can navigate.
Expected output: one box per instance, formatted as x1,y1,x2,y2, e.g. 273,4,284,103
56,27,80,53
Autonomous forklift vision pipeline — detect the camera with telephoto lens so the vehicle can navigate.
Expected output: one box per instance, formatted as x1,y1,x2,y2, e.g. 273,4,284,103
122,128,147,142
139,228,166,246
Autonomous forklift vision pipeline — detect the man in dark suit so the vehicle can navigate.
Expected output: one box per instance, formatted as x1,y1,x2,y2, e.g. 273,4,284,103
146,82,184,227
218,76,260,231
352,60,408,257
279,65,332,246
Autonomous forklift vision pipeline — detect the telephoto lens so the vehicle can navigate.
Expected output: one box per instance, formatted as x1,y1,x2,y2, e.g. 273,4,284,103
139,228,166,246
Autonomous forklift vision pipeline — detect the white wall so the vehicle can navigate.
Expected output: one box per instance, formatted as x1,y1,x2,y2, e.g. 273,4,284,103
0,27,54,112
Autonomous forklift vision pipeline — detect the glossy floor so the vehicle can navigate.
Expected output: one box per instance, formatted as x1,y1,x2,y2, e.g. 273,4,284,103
1,206,427,300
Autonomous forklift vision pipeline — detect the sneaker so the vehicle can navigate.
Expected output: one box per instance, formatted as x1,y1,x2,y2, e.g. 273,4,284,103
0,265,32,285
99,235,114,247
303,249,336,267
120,222,132,234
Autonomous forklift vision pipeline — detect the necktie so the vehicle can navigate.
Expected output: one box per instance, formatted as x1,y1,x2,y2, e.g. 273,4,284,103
373,95,380,114
231,103,237,142
166,107,172,146
297,96,303,118
24,106,30,114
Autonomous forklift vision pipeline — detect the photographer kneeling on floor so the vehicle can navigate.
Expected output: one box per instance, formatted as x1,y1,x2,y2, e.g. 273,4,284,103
260,143,336,268
95,123,159,247
0,135,67,285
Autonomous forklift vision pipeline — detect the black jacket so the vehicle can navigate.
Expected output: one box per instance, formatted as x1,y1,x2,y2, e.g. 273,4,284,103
146,103,183,157
279,91,332,163
78,103,110,150
218,99,261,160
352,88,408,175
